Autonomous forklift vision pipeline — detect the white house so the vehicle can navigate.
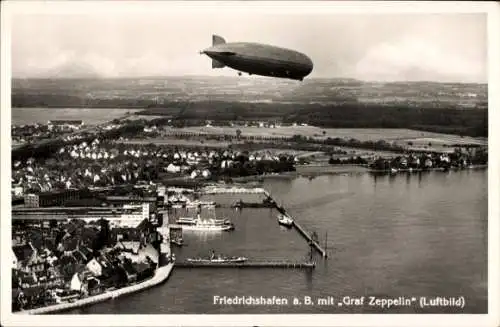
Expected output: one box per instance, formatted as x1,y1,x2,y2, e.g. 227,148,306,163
166,163,181,173
86,258,103,276
12,186,23,197
70,273,83,291
202,170,211,179
11,248,18,269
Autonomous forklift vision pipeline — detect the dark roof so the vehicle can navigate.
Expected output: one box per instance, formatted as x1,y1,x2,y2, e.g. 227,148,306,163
21,285,46,297
19,275,36,286
136,218,152,231
61,263,85,281
27,231,44,250
59,254,77,266
134,262,151,274
12,288,22,299
100,264,115,278
12,244,34,262
79,246,93,258
65,224,78,235
72,251,87,264
43,237,57,252
62,237,78,251
122,262,137,276
70,219,87,228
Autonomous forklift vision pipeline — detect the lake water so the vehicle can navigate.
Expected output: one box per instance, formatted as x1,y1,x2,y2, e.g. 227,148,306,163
11,108,140,126
67,169,488,314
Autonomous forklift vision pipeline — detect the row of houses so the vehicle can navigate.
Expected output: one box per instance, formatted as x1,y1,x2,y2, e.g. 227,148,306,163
369,151,481,171
12,217,159,312
11,140,300,196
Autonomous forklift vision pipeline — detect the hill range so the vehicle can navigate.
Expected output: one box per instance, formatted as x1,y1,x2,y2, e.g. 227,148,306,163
11,77,488,137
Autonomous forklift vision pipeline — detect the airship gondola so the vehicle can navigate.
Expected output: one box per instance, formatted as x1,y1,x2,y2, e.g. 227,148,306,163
201,35,313,81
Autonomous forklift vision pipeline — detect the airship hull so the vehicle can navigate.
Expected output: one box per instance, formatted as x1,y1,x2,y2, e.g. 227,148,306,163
202,37,313,81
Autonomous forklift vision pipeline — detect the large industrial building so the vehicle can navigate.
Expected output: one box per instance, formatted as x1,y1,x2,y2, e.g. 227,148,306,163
24,189,86,208
12,203,156,229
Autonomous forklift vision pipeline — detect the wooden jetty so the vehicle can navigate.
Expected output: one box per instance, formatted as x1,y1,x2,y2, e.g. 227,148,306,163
265,192,328,258
176,260,315,269
291,221,328,258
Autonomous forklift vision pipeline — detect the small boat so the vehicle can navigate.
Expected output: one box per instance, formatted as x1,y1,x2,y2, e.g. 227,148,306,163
187,251,247,264
277,214,294,228
190,200,216,207
170,238,184,246
231,198,275,208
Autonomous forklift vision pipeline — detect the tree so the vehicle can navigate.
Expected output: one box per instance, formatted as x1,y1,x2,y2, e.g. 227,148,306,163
92,218,111,251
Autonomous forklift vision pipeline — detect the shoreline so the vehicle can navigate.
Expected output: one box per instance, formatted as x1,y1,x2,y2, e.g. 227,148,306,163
227,164,488,182
17,261,175,315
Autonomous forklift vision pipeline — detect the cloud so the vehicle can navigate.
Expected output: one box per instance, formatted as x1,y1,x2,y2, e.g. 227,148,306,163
354,38,485,83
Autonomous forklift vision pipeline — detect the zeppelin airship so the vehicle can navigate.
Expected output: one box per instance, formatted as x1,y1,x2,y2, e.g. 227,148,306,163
201,35,313,81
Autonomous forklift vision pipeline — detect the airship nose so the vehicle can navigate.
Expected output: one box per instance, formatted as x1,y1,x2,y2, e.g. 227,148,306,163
303,55,314,74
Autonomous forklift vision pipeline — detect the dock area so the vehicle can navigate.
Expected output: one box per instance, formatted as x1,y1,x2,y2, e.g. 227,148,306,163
199,186,329,258
176,260,315,269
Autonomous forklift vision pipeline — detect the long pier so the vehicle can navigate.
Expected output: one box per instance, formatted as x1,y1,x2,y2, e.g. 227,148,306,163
291,221,328,258
176,260,315,269
266,191,328,258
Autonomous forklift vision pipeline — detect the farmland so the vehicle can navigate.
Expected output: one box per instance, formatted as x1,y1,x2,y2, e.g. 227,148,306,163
161,126,487,146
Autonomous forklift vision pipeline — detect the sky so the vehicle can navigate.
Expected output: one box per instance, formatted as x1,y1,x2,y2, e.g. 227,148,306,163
10,7,487,83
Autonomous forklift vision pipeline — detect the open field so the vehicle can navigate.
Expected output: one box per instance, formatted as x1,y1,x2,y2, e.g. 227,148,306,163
116,139,405,160
163,126,487,145
127,115,169,121
12,78,487,138
116,138,232,148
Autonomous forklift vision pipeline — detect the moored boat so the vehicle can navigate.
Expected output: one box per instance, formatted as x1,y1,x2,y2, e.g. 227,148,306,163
231,197,275,208
187,250,247,263
176,214,234,231
277,214,294,228
170,238,184,246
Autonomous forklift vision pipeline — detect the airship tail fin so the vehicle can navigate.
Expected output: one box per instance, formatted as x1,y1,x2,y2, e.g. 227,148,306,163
212,59,226,69
213,35,226,46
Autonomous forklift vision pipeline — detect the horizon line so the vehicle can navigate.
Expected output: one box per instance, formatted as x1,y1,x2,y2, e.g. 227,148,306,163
10,75,488,85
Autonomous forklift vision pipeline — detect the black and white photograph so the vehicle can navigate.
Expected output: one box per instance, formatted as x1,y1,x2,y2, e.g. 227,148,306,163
1,1,499,326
